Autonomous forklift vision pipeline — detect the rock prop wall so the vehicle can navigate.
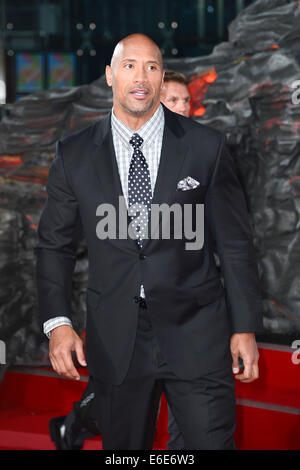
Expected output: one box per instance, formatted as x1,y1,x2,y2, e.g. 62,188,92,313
1,0,299,366
167,0,300,344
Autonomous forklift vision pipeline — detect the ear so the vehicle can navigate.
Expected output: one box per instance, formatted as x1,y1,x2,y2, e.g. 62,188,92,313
160,69,165,90
106,65,112,87
160,83,166,101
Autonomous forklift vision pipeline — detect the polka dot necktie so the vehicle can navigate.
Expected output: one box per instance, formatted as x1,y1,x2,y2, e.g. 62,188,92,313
128,133,152,249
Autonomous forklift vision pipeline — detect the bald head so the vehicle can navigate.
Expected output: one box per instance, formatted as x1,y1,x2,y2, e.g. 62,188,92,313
110,34,163,70
106,34,165,128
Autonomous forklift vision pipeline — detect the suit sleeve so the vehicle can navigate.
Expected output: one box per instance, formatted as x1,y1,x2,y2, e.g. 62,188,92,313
34,140,83,328
206,134,264,333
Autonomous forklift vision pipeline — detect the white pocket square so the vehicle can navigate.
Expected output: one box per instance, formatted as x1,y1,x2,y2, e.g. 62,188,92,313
177,176,200,191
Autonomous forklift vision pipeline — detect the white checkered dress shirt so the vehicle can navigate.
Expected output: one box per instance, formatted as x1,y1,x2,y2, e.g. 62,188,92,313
43,104,165,337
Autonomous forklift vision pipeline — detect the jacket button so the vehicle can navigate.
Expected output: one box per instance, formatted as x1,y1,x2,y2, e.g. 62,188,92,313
139,253,146,260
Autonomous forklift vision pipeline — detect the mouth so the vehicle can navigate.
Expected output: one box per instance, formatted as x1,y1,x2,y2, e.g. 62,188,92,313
130,89,150,100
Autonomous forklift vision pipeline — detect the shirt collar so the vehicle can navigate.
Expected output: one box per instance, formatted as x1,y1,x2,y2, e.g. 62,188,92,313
111,103,164,147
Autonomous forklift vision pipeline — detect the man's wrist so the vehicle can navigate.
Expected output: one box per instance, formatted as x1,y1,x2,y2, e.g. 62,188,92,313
231,332,255,337
43,316,73,338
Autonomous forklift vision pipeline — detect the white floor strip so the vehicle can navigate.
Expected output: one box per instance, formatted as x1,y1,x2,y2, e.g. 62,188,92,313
236,398,300,415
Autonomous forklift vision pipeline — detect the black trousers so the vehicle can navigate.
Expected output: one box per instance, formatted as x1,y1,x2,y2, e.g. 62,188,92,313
94,301,236,450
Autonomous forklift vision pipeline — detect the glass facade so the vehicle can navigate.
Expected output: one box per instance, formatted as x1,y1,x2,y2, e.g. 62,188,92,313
0,0,255,101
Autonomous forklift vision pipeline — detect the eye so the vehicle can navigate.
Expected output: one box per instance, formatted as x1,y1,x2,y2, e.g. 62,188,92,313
124,63,133,69
148,65,156,70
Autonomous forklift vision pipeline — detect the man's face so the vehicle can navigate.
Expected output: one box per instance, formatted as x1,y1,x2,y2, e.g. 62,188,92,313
160,81,190,117
106,41,164,117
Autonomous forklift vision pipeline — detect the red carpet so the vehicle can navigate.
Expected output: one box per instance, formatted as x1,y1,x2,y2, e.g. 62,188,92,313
0,343,299,450
0,367,168,450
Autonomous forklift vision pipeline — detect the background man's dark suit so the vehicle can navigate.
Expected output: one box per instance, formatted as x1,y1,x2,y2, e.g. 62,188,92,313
35,104,263,388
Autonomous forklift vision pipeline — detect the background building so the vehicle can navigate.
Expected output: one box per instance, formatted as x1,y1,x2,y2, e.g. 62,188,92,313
0,0,254,103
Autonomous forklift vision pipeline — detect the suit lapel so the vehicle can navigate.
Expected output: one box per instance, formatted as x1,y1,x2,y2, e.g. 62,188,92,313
152,106,188,206
91,112,138,252
91,112,124,210
90,106,189,252
143,105,189,250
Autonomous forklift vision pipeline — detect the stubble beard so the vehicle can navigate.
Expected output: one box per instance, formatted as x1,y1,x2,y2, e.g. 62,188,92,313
120,96,157,117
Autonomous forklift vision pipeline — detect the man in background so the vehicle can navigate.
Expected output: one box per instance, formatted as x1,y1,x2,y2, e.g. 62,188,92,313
49,70,191,451
160,70,191,118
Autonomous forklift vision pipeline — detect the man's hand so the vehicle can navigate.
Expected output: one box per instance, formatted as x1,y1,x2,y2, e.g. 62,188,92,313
230,333,259,383
49,325,87,380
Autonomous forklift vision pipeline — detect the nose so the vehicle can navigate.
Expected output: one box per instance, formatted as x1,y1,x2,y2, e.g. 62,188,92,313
178,105,186,114
180,103,190,117
133,64,148,83
176,104,188,117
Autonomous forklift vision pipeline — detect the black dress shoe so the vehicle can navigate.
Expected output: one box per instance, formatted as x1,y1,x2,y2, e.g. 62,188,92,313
49,416,83,450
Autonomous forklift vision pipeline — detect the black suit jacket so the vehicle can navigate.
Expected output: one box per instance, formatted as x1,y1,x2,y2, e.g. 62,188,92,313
35,104,263,385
